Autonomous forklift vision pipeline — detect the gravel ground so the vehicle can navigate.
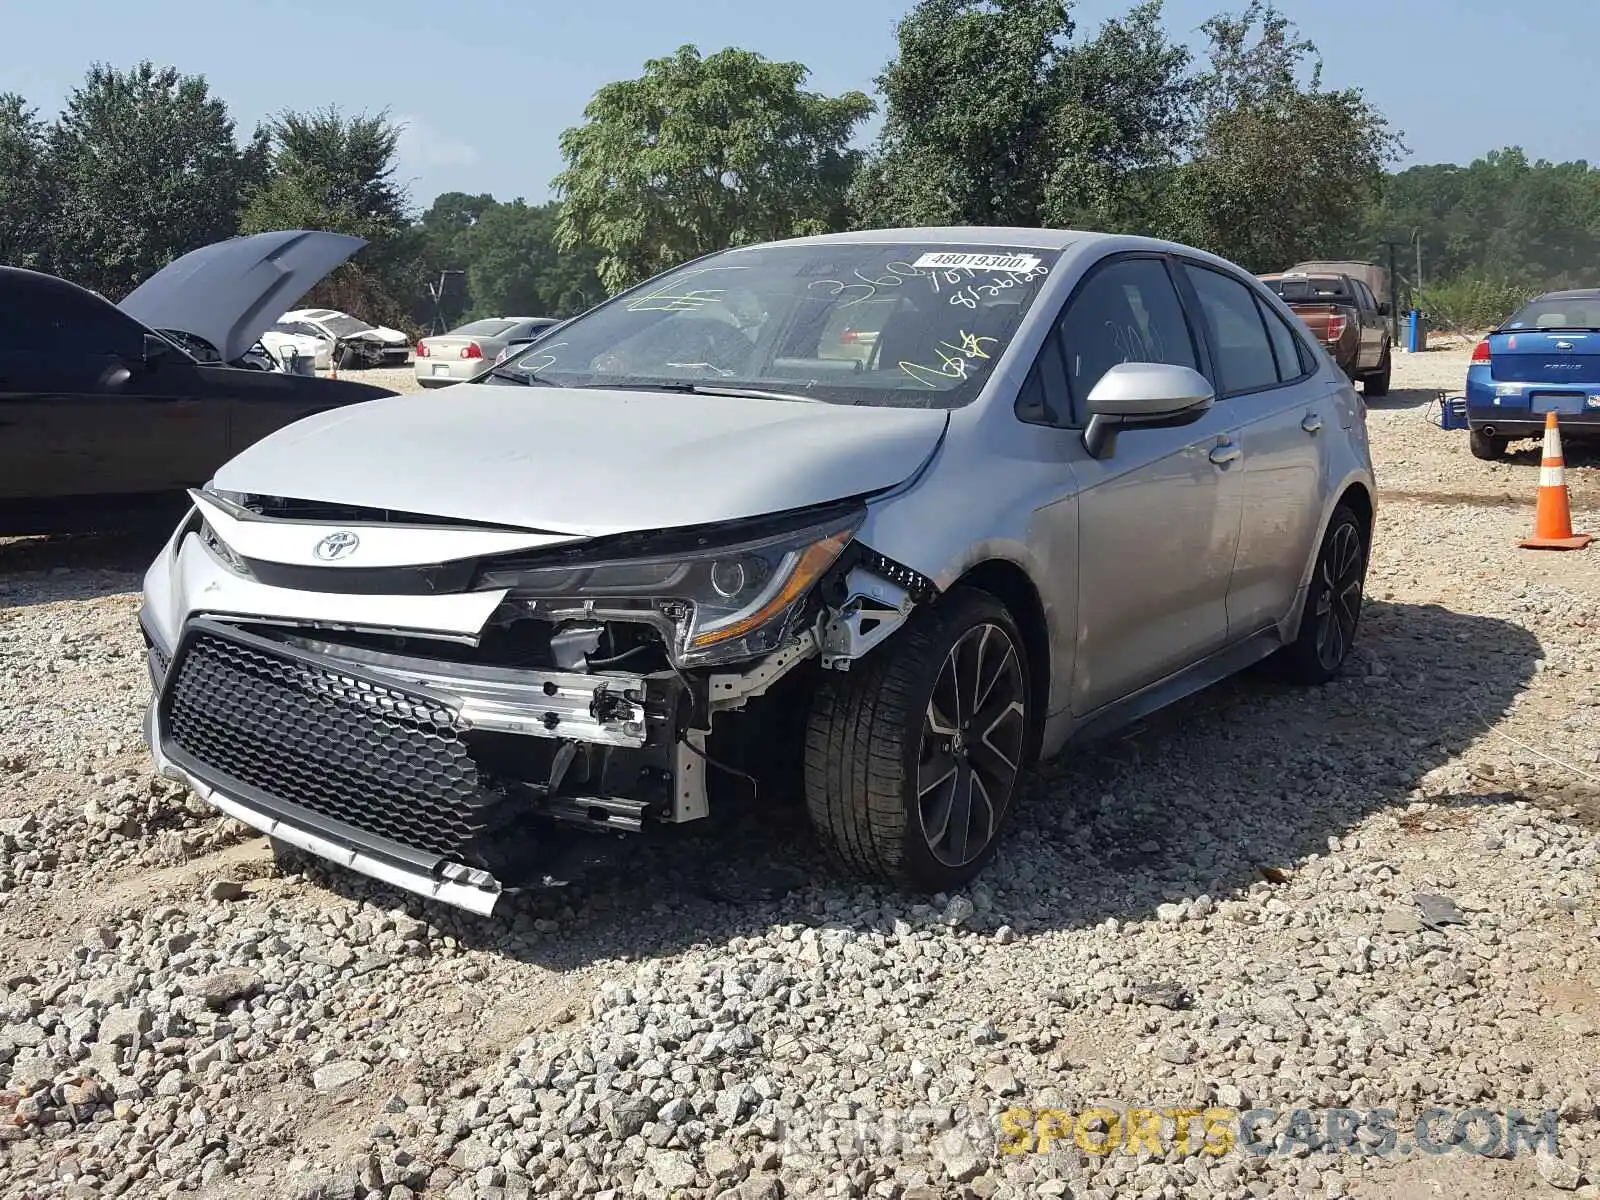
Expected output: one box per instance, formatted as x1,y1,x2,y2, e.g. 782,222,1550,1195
3,349,1600,1200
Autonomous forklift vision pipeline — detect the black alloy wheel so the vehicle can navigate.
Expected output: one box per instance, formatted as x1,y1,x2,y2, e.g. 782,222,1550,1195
917,623,1028,868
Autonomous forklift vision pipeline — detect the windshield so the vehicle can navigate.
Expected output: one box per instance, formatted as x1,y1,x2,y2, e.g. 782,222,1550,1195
452,318,518,337
495,242,1060,407
1265,278,1353,304
1502,296,1600,331
320,314,376,337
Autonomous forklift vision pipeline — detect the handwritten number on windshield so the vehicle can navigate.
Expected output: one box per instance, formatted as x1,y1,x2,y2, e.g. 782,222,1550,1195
809,261,936,308
899,331,1000,388
948,264,1050,309
517,341,568,373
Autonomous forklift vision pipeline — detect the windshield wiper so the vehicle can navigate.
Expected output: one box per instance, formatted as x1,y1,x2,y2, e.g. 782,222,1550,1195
484,367,555,386
577,381,822,403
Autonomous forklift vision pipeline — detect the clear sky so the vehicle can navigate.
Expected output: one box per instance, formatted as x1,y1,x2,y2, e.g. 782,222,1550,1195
5,0,1597,212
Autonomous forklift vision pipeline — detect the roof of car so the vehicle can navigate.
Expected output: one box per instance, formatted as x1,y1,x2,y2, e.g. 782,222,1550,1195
732,226,1096,251
1258,271,1348,282
1534,288,1600,301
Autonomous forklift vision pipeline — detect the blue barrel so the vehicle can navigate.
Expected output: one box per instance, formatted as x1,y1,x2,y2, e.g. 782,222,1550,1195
1407,309,1425,353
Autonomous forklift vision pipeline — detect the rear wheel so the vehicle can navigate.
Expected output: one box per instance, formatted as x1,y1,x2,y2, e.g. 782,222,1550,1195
804,588,1031,891
1469,428,1508,461
1361,346,1392,397
1274,505,1368,685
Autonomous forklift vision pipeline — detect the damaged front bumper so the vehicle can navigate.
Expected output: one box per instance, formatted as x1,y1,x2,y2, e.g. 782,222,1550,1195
142,614,822,916
143,615,707,915
139,495,926,915
147,702,507,914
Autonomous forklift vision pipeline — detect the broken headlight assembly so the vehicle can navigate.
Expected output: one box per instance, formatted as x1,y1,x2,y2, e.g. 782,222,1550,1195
475,506,864,667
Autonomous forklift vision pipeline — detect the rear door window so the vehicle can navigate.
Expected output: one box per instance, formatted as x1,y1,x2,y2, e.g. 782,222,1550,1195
1260,299,1311,383
1183,265,1281,395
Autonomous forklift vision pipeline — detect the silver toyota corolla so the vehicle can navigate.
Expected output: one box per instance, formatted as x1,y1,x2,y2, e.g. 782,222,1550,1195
140,227,1375,914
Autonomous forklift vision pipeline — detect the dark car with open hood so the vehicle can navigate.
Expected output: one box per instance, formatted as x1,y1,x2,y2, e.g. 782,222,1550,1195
0,230,397,534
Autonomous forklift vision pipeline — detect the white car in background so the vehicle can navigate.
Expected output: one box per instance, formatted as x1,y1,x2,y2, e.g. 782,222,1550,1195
259,320,333,372
280,307,411,368
415,317,559,388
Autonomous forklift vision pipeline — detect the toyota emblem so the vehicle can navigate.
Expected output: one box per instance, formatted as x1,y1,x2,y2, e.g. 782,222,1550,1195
314,530,360,561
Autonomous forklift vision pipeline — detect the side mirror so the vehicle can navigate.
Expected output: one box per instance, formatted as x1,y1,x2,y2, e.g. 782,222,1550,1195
1082,362,1215,459
1377,301,1391,317
142,332,173,368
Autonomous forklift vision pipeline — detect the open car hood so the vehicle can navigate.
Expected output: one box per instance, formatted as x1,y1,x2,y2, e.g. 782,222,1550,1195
118,231,367,363
212,384,951,537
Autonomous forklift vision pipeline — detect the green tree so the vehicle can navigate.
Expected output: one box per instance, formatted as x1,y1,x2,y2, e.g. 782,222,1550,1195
1358,150,1600,292
460,200,603,318
857,0,1196,232
241,106,415,327
0,93,57,270
854,0,1072,229
1039,1,1196,231
1161,2,1403,271
413,191,500,330
48,62,262,297
241,106,408,239
553,45,874,291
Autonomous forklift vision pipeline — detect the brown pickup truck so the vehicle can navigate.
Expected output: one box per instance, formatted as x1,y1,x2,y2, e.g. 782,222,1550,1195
1259,269,1393,396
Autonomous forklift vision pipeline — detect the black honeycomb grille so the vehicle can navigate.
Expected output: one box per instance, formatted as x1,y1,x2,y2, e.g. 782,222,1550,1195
163,626,497,860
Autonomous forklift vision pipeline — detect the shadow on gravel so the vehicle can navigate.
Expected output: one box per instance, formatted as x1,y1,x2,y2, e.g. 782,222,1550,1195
0,529,166,607
286,599,1543,969
1365,385,1443,412
1506,440,1600,469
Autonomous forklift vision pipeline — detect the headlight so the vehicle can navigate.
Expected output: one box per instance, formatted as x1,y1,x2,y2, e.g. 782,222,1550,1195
476,507,863,665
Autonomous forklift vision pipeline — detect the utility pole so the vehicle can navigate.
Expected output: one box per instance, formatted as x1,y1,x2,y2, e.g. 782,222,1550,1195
428,270,465,335
1413,228,1423,302
1379,239,1406,346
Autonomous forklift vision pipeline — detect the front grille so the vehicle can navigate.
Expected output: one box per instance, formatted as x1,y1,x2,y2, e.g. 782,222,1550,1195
162,624,499,861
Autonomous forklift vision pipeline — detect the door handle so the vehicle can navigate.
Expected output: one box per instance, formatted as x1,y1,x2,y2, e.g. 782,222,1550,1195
1301,413,1324,434
1208,441,1242,466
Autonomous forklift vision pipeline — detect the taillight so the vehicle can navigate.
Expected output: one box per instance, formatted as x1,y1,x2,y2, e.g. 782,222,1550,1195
416,342,430,358
1471,339,1492,363
1325,314,1347,342
460,343,482,360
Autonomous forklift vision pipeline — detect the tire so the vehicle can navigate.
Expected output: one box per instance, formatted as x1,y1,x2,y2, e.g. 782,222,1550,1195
1469,428,1508,461
1362,345,1391,397
803,587,1033,891
1274,505,1369,685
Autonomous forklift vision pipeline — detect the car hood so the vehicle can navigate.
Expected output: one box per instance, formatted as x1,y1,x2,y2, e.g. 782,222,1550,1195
345,326,408,345
118,231,366,363
212,385,950,537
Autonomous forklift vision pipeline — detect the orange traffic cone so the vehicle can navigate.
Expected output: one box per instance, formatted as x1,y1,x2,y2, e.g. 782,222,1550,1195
1520,411,1592,550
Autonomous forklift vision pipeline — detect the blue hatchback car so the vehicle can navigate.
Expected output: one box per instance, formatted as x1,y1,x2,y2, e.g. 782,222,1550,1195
1466,288,1600,460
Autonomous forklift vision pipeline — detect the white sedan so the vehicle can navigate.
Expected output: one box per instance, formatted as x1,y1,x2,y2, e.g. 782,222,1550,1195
281,307,411,367
415,317,559,388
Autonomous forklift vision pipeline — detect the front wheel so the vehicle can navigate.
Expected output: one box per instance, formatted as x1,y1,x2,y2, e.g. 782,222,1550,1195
1274,505,1369,685
804,588,1032,891
1469,428,1508,461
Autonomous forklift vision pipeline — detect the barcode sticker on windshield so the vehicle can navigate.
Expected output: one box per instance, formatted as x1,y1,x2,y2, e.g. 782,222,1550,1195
912,252,1043,274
